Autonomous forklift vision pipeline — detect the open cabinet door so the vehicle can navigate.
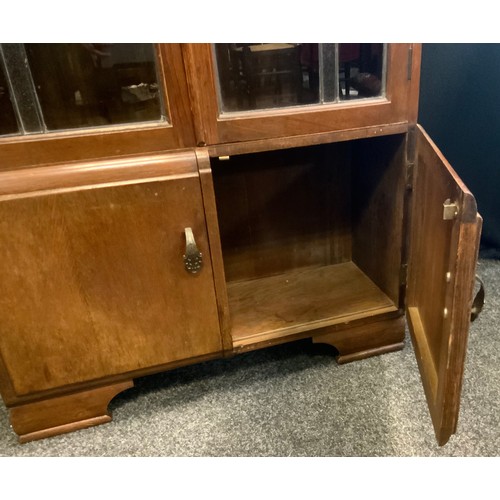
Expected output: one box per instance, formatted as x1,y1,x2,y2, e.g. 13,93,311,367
406,125,482,445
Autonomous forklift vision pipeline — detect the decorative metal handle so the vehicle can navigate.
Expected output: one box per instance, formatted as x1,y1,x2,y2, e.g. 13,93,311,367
183,227,203,274
470,275,485,322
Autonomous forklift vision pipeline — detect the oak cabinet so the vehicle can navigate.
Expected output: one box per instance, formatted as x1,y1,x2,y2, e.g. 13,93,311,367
0,43,481,447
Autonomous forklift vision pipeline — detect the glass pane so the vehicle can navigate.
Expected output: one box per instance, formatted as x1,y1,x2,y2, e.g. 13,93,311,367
0,59,19,136
24,43,166,130
338,43,385,100
214,43,387,113
215,43,320,112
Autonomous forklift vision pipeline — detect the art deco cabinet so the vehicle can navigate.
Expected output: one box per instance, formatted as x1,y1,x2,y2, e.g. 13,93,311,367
0,43,482,446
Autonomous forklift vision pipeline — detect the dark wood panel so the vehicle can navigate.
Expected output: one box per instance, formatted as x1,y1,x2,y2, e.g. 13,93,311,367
208,122,409,158
351,134,407,304
407,44,422,125
406,125,481,445
182,43,220,146
216,101,407,144
159,43,197,148
212,143,352,282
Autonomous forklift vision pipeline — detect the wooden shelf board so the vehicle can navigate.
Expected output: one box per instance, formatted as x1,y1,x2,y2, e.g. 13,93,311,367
228,261,398,348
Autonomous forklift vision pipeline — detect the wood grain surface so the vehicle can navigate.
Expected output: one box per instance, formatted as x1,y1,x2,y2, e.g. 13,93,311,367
352,133,407,304
212,143,352,282
10,380,133,443
406,125,481,445
229,262,398,347
0,155,222,396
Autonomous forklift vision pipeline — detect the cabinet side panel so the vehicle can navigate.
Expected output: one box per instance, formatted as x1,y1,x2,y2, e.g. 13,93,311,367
351,134,406,304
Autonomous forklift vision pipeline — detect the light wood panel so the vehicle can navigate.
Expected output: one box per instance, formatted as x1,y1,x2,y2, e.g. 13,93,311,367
0,157,222,396
0,150,198,198
228,262,398,348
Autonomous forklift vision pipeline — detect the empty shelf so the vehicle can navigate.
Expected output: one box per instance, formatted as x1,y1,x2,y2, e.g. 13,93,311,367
228,261,398,348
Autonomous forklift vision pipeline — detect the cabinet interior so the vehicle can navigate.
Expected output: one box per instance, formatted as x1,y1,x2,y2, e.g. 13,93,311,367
212,133,407,346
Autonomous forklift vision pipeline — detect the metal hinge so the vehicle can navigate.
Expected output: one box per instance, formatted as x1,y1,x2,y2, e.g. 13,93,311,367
407,46,413,80
443,199,459,220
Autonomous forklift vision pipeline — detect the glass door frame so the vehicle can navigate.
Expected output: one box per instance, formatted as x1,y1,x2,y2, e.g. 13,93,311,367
212,43,388,113
183,43,421,147
0,44,196,171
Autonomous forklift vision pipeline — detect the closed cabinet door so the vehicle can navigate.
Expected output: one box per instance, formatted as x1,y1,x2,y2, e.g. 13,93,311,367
0,152,222,398
184,43,417,145
406,125,482,445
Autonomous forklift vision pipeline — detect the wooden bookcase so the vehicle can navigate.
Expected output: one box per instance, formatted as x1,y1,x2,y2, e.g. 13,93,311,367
0,43,481,446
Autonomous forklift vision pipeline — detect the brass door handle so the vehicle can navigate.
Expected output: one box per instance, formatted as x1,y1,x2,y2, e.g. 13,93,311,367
470,275,485,322
183,227,203,274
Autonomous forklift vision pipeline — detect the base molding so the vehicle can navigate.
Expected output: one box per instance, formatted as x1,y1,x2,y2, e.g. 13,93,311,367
9,380,133,443
312,316,406,364
6,317,405,442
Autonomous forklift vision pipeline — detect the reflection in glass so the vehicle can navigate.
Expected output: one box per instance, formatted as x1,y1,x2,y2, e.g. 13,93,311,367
215,43,320,112
24,43,166,130
0,59,20,136
338,43,385,100
214,43,387,114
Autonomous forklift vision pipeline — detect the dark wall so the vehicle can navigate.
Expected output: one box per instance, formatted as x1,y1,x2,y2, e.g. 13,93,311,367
418,43,500,252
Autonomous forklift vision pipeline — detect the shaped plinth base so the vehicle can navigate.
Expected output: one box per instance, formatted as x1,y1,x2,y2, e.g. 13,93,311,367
9,380,134,443
312,316,405,364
